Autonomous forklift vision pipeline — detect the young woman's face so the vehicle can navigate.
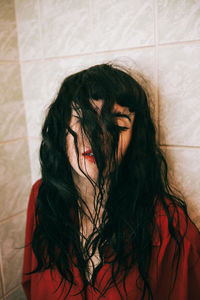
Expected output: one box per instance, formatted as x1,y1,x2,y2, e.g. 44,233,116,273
66,100,135,181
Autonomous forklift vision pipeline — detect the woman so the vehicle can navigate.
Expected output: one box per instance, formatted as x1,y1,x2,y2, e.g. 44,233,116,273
22,63,200,300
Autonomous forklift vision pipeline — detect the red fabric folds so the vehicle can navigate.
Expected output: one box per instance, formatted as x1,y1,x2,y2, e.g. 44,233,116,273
21,180,200,299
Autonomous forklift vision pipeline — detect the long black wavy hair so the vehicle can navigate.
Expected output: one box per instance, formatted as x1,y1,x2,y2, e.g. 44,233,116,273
26,63,188,299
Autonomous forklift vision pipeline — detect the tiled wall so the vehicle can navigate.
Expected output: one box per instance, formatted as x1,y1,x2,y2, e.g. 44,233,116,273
1,0,200,299
0,0,32,299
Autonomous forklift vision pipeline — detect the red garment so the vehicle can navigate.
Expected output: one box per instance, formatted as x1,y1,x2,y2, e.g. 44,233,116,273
22,180,200,300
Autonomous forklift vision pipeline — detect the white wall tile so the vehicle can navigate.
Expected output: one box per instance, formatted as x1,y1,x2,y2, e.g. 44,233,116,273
159,44,200,146
21,62,45,101
28,138,41,184
25,98,45,139
15,0,42,60
15,0,40,22
44,55,94,101
21,62,46,138
17,20,42,60
40,0,92,57
92,0,154,52
163,147,200,228
158,0,200,43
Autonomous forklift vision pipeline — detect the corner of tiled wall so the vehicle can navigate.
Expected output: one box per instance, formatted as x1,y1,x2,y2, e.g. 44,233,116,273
1,0,200,299
0,0,31,299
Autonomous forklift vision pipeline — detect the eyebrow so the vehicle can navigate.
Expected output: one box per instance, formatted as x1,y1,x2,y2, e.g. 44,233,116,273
112,112,132,123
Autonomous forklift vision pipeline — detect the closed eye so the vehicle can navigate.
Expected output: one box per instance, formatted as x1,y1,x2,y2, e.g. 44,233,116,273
117,126,129,132
72,115,82,124
112,112,132,123
72,116,129,132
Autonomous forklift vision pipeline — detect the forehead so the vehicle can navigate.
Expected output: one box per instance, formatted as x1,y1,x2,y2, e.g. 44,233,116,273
89,99,131,114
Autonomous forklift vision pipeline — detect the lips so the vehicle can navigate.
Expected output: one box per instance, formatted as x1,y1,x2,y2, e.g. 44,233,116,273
82,149,93,155
82,149,96,163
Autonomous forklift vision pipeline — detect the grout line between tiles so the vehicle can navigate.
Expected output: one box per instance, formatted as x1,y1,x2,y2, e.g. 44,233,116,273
0,137,27,145
11,39,200,65
18,45,156,63
158,39,200,47
0,210,27,226
3,282,24,299
160,144,200,150
1,44,200,67
0,60,19,64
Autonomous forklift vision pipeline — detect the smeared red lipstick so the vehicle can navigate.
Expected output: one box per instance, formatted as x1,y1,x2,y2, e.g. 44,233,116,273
82,149,96,163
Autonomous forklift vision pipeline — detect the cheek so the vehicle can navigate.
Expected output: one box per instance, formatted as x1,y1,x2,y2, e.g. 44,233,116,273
118,129,132,158
66,134,76,165
66,122,80,160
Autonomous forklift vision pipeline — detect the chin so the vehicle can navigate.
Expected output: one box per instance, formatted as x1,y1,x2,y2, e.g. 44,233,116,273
71,160,98,181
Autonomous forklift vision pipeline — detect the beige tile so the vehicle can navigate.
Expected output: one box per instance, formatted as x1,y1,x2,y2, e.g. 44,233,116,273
158,0,200,43
0,267,3,298
163,147,200,229
6,285,26,300
93,0,154,52
158,44,200,146
0,23,18,60
0,100,27,141
0,213,26,294
40,0,92,57
0,63,27,141
0,63,23,105
0,0,15,23
0,139,31,221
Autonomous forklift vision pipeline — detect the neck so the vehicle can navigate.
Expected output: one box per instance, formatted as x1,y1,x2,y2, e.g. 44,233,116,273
72,170,108,220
